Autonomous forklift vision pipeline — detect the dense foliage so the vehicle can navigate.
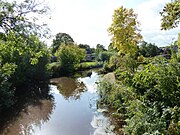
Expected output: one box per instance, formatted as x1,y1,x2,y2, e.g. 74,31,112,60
138,41,160,57
108,6,142,55
54,44,86,74
98,57,180,134
160,0,180,30
0,0,50,110
51,33,74,54
98,3,180,134
0,32,50,110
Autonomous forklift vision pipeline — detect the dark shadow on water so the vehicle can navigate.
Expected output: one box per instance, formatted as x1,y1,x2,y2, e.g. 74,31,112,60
0,82,55,135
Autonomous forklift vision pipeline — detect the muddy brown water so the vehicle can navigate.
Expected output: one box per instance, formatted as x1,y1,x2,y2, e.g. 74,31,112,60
0,72,117,135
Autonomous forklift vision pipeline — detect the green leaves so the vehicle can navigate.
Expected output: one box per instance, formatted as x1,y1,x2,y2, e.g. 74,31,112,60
55,44,86,74
160,0,180,30
51,33,74,54
0,0,50,110
0,63,17,78
98,56,180,134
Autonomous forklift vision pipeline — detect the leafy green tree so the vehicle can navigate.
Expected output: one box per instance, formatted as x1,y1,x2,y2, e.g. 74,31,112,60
0,32,50,109
79,44,92,54
96,44,106,52
108,6,142,55
95,44,106,60
138,41,160,57
52,33,74,54
97,51,112,62
160,0,180,30
55,44,85,74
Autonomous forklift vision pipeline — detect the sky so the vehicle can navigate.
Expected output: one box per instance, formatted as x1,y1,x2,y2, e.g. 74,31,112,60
44,0,180,48
44,0,180,47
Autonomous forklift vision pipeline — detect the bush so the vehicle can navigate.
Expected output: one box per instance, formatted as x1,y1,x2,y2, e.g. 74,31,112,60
98,57,180,134
55,44,86,74
97,51,113,62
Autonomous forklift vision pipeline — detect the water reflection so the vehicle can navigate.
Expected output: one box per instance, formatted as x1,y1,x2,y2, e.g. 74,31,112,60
0,71,119,135
2,100,54,135
50,77,86,100
0,82,55,135
90,110,116,135
78,72,99,93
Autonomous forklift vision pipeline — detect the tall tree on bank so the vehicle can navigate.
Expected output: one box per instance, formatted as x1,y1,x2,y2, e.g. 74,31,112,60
51,33,74,54
108,6,142,55
160,0,180,30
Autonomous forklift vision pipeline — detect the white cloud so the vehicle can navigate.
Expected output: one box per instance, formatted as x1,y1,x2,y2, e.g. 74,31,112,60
135,0,180,46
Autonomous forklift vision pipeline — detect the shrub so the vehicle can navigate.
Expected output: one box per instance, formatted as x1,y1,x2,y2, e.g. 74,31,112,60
55,44,86,74
98,57,180,134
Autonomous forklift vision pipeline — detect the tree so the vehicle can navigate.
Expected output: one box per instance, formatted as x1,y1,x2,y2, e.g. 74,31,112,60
95,44,106,60
52,33,74,54
175,33,180,60
55,44,85,73
138,41,160,57
0,0,50,109
0,32,50,85
0,0,50,37
108,43,118,53
96,44,106,52
0,32,50,109
79,44,92,54
160,0,180,30
108,6,142,55
98,51,111,62
79,44,90,49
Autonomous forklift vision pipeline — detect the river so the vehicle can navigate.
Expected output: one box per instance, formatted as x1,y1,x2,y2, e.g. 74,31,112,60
0,71,117,135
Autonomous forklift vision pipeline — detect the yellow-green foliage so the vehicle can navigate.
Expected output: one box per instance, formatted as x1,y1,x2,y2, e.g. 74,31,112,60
137,55,144,62
108,6,142,55
160,0,180,30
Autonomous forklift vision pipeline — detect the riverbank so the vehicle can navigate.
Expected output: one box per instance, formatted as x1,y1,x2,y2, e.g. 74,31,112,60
97,58,180,134
48,61,103,77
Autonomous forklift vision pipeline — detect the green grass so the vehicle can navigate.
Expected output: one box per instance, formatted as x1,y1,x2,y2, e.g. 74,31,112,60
78,61,103,70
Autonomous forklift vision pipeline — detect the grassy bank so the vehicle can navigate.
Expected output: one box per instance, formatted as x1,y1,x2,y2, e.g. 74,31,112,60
77,61,103,70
